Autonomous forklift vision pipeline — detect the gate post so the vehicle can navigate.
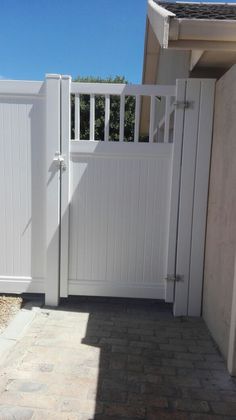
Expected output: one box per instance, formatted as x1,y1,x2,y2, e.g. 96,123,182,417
187,80,215,316
174,79,215,316
165,79,186,303
45,74,61,306
60,75,71,298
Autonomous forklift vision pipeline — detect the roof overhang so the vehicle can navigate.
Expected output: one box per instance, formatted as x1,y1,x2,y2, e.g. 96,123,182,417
143,0,236,82
148,0,236,49
147,0,175,48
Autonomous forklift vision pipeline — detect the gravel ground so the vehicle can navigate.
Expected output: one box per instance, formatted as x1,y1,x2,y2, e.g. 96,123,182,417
0,295,23,334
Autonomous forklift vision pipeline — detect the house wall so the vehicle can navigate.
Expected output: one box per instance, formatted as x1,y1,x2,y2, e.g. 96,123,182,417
157,49,190,85
203,65,236,364
140,20,160,136
154,49,190,140
140,22,190,136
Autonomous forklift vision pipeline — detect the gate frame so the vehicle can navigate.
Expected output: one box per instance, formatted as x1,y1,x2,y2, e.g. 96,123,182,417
45,75,215,316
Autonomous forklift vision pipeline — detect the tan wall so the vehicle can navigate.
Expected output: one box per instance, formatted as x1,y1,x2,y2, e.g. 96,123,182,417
203,64,236,360
154,49,190,140
141,48,190,136
140,19,190,136
140,20,160,136
157,49,190,85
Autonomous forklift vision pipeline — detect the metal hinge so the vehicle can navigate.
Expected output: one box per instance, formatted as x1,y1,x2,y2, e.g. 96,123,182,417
53,151,66,171
173,101,190,110
165,274,183,282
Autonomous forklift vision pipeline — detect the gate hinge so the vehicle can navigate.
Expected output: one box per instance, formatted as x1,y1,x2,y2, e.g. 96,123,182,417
173,101,190,109
53,151,66,171
165,274,183,282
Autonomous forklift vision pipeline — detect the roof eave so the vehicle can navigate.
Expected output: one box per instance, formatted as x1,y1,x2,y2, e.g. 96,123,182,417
144,0,236,81
147,0,175,48
169,18,236,43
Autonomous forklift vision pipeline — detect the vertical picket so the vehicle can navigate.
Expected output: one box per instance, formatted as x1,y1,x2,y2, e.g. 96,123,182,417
75,96,80,140
149,96,155,142
45,74,61,306
119,95,125,142
104,94,110,142
134,95,141,142
90,94,95,140
164,96,171,143
60,75,71,298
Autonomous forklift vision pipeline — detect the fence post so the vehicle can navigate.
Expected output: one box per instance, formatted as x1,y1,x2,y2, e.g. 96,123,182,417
173,79,215,316
174,79,201,316
188,80,215,316
45,74,61,306
60,75,71,297
165,79,186,303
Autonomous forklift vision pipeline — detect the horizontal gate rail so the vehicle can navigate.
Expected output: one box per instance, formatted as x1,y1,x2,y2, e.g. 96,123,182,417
71,83,175,96
70,140,172,158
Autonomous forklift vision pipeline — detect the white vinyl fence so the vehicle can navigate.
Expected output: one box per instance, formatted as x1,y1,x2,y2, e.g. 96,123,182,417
0,75,215,316
0,81,46,294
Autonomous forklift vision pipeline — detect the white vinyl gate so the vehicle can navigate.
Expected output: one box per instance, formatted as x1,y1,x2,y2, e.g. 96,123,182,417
0,75,215,316
67,141,171,300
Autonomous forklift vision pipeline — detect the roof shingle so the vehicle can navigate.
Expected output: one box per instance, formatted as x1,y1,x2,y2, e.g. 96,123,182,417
157,2,236,20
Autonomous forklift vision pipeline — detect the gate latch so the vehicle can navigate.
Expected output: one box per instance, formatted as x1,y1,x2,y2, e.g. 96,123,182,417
165,274,183,282
53,151,66,171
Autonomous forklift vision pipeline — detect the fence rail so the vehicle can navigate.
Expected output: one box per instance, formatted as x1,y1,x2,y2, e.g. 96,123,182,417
71,82,176,143
0,80,45,97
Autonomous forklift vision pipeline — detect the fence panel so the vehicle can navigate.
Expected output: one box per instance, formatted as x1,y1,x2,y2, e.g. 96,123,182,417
0,81,46,293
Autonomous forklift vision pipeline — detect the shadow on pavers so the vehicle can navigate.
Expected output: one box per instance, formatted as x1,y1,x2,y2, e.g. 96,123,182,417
13,295,236,419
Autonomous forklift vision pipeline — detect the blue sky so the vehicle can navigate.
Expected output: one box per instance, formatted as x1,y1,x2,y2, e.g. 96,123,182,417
0,0,147,83
0,0,235,83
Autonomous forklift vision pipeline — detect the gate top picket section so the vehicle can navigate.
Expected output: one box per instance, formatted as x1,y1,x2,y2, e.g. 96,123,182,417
71,82,176,97
71,82,176,143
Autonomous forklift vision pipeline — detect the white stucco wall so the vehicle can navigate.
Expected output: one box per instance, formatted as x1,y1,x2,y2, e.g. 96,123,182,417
141,39,190,136
157,49,190,85
154,49,190,141
203,65,236,361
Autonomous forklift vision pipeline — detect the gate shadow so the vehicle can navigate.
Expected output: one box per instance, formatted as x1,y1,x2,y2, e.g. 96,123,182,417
58,296,173,419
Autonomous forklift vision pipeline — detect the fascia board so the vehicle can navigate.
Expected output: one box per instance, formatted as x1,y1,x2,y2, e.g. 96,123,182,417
168,39,236,51
170,18,236,42
147,0,175,48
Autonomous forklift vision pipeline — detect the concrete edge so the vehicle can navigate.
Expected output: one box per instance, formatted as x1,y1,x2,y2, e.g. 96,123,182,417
0,299,43,364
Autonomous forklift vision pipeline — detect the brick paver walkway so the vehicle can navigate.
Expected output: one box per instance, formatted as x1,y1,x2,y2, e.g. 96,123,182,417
0,298,236,419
